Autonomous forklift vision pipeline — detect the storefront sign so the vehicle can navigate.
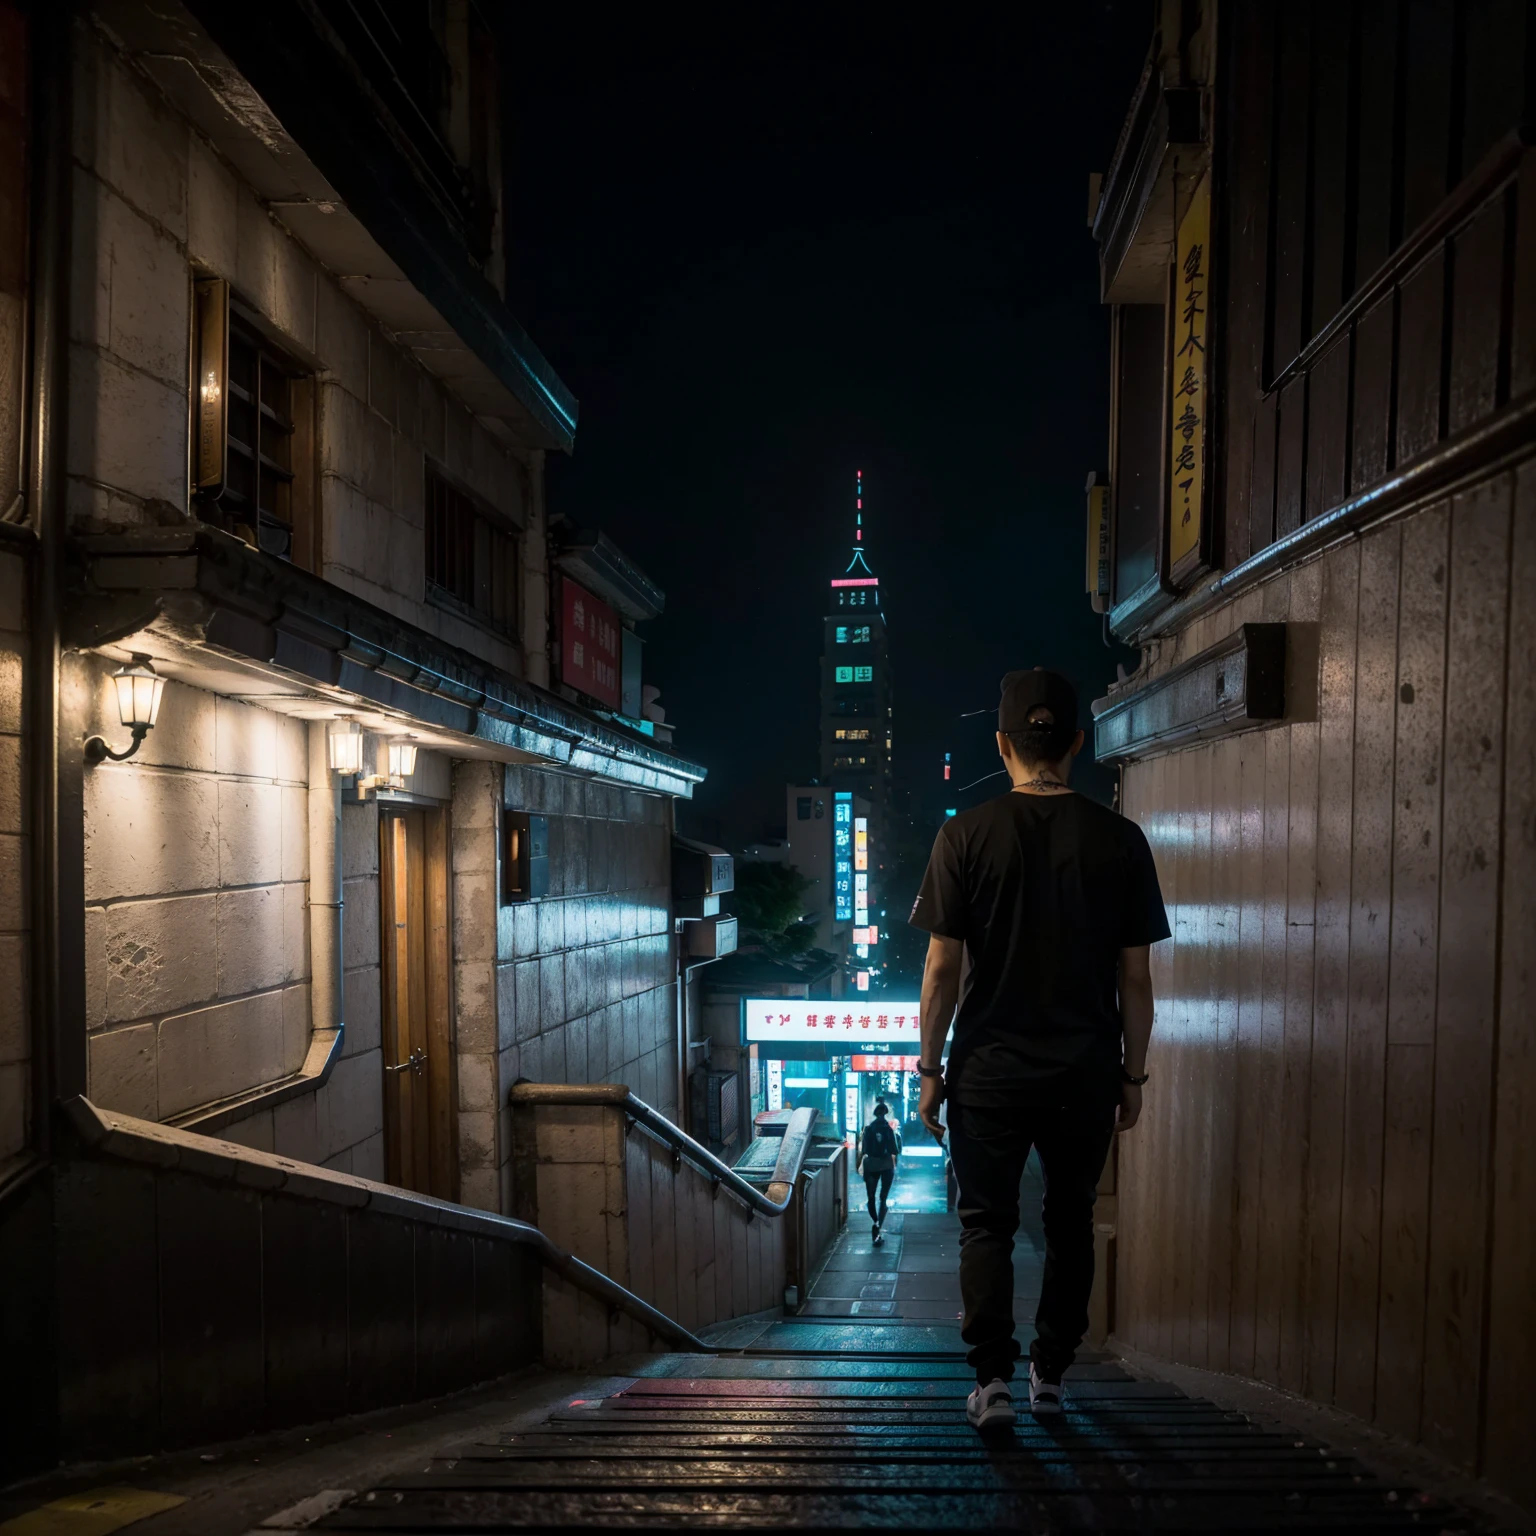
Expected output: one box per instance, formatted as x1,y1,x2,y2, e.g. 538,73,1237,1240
1169,170,1210,576
833,793,853,921
744,999,922,1043
559,576,621,708
851,1055,920,1073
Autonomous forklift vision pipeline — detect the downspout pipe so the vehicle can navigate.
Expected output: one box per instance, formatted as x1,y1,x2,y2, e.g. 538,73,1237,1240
27,0,77,1148
307,723,343,1057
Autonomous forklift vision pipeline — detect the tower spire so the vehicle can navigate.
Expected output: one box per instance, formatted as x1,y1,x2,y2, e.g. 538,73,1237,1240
845,468,874,577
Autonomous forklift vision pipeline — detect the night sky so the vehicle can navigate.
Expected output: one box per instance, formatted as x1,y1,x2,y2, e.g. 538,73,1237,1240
505,8,1151,850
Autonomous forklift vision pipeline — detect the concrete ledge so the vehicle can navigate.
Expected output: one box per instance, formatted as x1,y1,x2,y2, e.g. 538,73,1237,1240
163,1027,345,1137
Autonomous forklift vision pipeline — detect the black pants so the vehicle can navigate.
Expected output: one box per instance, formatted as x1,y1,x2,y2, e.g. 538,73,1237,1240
864,1166,894,1224
947,1099,1113,1385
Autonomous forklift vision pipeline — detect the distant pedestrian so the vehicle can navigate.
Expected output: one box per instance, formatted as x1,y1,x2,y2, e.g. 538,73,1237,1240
859,1101,902,1244
910,669,1169,1429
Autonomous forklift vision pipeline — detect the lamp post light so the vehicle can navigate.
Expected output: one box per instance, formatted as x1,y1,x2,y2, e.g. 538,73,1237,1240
84,655,166,765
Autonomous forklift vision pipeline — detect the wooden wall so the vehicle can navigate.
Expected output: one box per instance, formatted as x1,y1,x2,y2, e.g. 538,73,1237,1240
1109,1,1536,1508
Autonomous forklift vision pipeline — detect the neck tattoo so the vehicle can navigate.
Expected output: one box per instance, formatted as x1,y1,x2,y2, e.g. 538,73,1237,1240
1016,776,1070,793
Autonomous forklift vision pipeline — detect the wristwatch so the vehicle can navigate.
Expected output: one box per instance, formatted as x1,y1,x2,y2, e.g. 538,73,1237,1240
1121,1067,1150,1086
918,1063,944,1079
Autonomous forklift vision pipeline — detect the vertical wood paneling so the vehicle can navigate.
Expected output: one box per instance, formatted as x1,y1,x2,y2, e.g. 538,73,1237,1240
1459,0,1528,179
1352,295,1396,490
1275,377,1308,540
1205,735,1243,1374
1253,712,1292,1385
1279,562,1321,1393
1187,745,1215,1370
1220,2,1277,570
1420,475,1512,1464
1334,522,1400,1419
1447,191,1510,435
1401,0,1456,233
1272,1,1315,371
1308,0,1353,335
1512,156,1536,400
1353,0,1400,281
1250,393,1280,556
1306,335,1351,520
1375,504,1449,1442
1396,251,1446,467
1303,539,1360,1402
1483,462,1536,1505
1228,730,1269,1376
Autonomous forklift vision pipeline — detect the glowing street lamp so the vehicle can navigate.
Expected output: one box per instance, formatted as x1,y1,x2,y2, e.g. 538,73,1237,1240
84,655,166,765
326,716,364,776
386,736,418,785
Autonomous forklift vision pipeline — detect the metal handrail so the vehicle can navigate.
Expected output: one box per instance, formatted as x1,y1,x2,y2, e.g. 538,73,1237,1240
65,1096,711,1353
508,1083,819,1218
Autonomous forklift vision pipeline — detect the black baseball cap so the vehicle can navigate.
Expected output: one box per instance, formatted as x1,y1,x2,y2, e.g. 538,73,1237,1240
998,668,1078,734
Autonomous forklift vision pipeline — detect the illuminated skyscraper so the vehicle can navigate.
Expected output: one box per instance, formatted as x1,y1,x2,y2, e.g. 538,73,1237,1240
819,472,892,958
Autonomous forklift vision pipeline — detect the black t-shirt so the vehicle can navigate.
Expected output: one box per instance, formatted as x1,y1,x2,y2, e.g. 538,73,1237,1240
909,790,1170,1108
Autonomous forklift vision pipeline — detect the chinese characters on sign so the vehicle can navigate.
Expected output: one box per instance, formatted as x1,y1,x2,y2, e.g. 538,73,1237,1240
834,794,853,921
1169,171,1210,572
743,1001,924,1043
559,576,622,708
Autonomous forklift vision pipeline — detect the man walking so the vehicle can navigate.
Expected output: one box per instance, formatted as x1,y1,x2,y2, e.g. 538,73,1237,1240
859,1100,901,1244
910,669,1168,1429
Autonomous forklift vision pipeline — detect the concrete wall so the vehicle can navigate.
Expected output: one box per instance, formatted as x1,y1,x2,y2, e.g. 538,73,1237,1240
0,551,26,1165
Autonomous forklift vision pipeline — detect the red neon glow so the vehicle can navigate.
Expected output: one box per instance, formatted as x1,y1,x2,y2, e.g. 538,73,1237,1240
831,578,879,587
857,499,862,509
856,530,861,540
944,765,951,779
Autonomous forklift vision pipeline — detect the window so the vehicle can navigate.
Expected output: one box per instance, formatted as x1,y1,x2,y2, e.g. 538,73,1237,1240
796,796,812,821
854,665,873,682
425,465,520,637
835,728,870,741
197,294,316,566
833,754,870,770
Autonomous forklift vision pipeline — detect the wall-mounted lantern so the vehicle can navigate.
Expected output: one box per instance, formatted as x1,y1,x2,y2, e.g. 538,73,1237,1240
84,655,166,765
386,736,418,784
326,715,364,776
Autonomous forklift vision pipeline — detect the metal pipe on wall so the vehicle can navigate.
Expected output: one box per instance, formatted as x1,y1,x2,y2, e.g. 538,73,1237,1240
308,722,344,1044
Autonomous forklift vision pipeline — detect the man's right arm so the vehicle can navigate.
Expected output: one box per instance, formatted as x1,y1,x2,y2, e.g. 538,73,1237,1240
1117,944,1153,1132
918,934,963,1140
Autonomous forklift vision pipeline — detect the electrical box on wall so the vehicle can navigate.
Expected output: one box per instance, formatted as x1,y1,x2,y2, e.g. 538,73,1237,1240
502,811,549,902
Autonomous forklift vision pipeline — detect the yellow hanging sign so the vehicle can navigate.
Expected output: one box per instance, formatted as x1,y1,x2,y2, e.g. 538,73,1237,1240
1169,172,1209,573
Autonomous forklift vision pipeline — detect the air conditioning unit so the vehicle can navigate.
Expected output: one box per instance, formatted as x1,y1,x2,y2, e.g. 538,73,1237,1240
690,1069,740,1150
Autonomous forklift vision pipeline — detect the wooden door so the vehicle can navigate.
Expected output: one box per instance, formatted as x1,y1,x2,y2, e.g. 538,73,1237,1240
379,806,457,1200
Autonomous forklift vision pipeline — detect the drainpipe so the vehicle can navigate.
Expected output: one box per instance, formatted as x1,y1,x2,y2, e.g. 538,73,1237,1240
308,723,343,1049
27,1,78,1143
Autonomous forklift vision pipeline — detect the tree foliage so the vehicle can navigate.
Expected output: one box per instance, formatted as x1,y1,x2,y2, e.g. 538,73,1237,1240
730,861,819,954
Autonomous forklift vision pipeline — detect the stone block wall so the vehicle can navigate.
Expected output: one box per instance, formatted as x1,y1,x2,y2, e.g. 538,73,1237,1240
217,796,385,1177
67,20,542,674
0,551,27,1164
441,762,680,1215
82,669,311,1123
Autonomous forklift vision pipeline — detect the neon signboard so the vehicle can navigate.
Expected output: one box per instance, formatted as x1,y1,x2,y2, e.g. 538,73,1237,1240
834,793,853,921
744,999,923,1043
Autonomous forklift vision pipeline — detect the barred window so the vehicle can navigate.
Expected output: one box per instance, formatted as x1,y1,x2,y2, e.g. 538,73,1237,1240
425,465,520,636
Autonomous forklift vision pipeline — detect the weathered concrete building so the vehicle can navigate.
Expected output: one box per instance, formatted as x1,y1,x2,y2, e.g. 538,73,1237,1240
1087,0,1534,1509
0,0,720,1472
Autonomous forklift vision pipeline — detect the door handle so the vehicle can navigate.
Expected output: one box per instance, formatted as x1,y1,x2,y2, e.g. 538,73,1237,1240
386,1049,426,1076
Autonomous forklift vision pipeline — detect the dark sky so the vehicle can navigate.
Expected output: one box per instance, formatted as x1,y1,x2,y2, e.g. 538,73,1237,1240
505,8,1151,847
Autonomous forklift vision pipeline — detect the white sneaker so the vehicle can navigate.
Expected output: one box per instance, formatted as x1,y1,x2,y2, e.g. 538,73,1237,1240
966,1378,1015,1430
1028,1362,1063,1414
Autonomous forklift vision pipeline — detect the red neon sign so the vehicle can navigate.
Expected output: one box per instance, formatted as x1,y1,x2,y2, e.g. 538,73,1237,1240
831,578,879,587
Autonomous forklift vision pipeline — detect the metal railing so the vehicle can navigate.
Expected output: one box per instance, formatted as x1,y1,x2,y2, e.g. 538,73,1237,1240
66,1095,711,1353
508,1083,819,1217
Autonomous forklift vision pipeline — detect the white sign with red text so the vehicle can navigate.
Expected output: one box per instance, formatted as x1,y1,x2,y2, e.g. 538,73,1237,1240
744,999,922,1044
